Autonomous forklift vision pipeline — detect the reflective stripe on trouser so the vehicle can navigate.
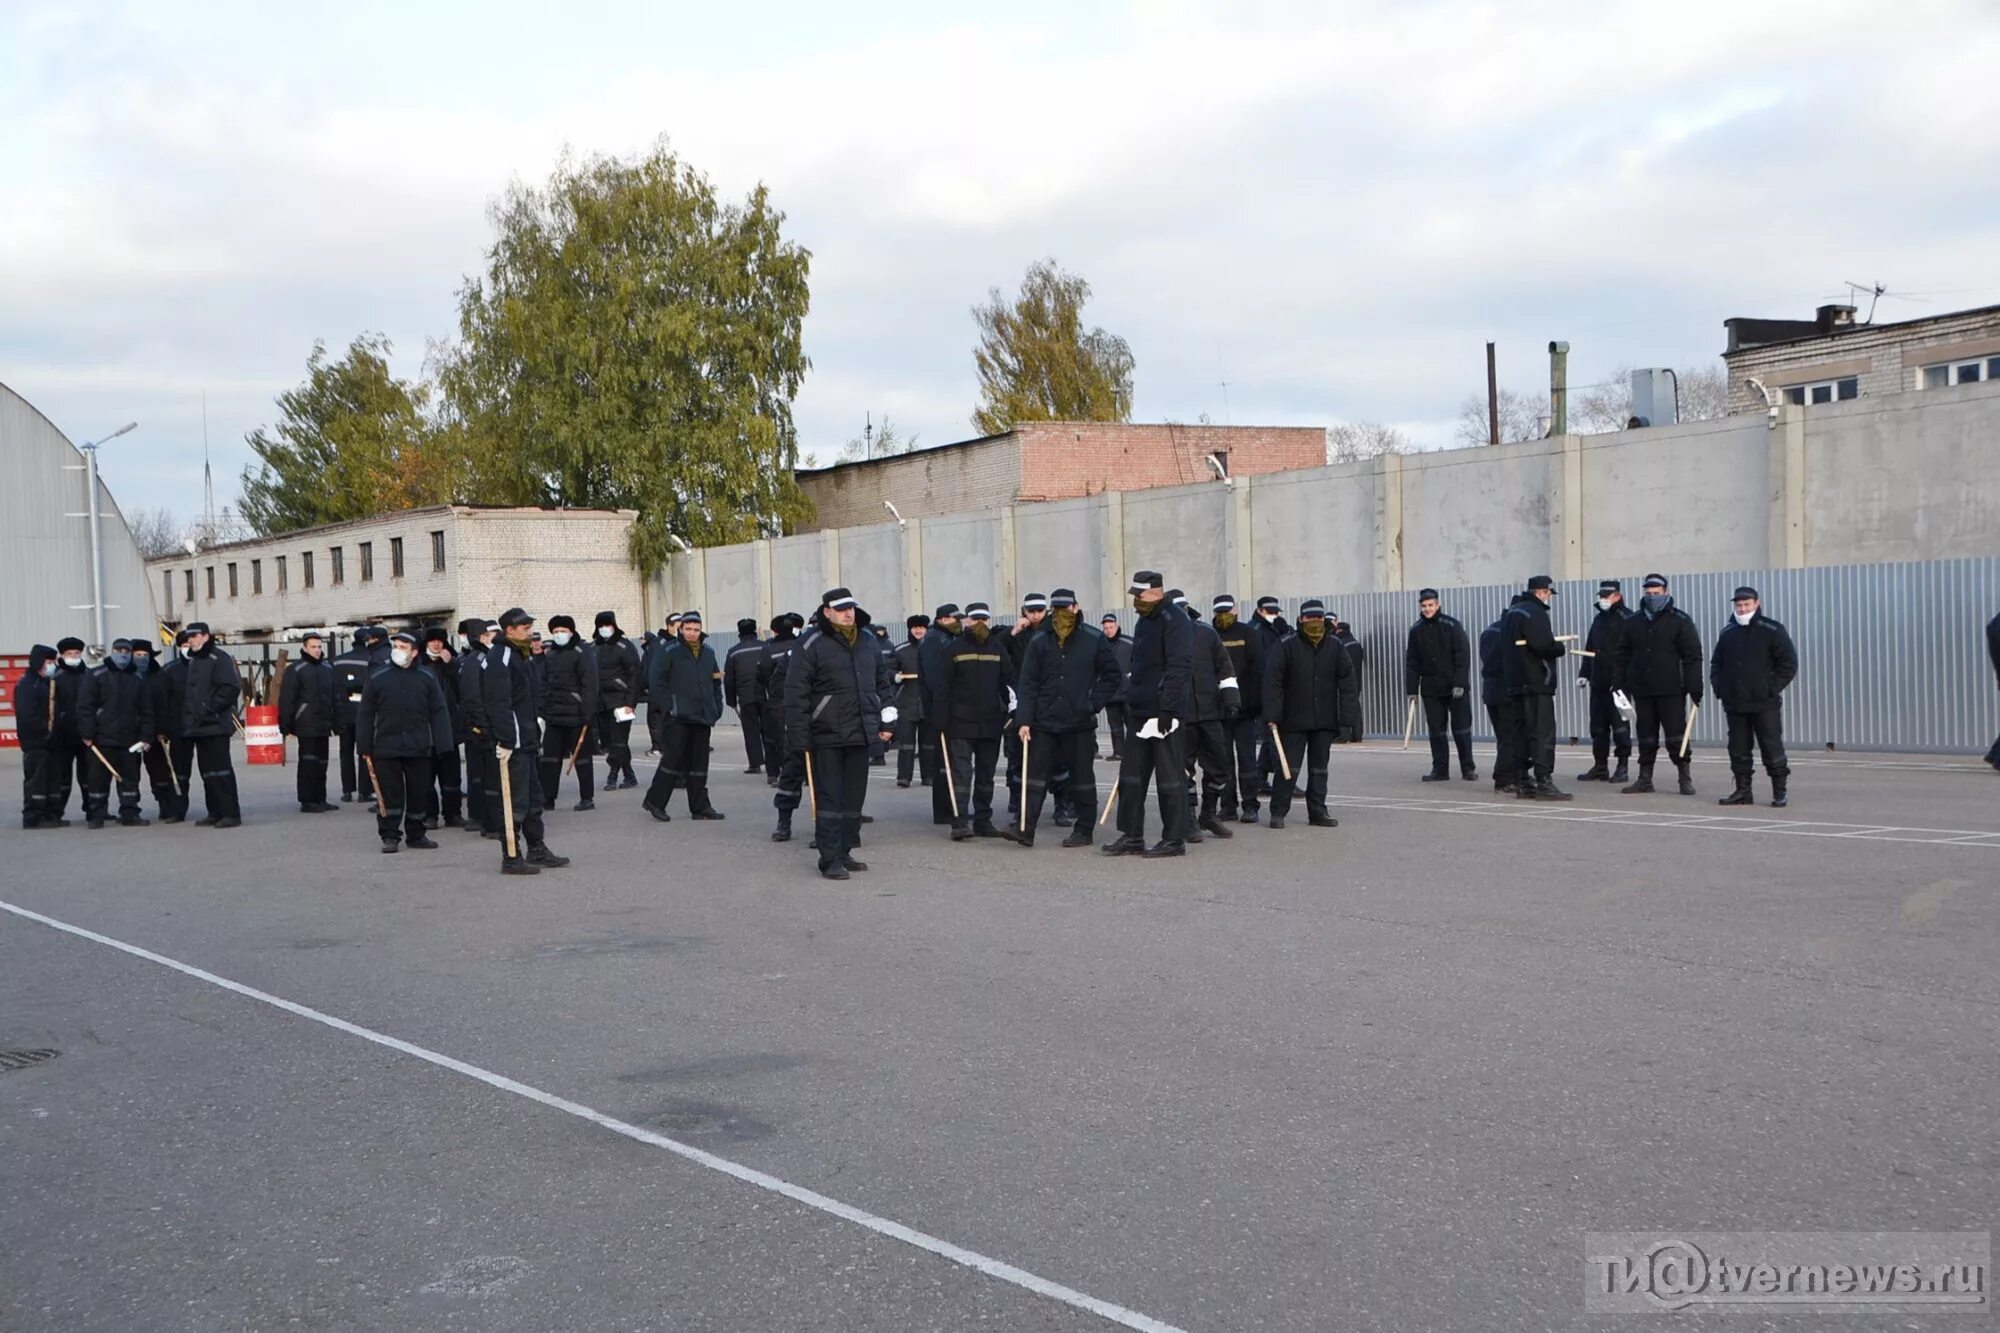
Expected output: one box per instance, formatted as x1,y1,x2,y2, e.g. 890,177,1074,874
1726,708,1788,778
1267,729,1334,819
810,745,870,869
1226,717,1262,814
540,722,592,805
173,735,240,819
1022,727,1096,832
1631,694,1688,766
1423,692,1476,772
1587,684,1632,763
646,721,715,814
372,754,433,842
1114,724,1190,843
80,745,143,818
948,735,1001,829
295,734,330,805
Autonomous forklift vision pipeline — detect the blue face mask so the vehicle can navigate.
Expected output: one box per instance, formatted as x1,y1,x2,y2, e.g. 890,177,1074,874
110,651,132,668
133,655,153,674
1641,593,1669,614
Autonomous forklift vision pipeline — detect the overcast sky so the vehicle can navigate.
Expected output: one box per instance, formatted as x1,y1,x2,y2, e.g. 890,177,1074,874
5,0,1998,525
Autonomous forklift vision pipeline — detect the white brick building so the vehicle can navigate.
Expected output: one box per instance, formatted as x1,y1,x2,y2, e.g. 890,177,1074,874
1723,302,2000,415
147,506,648,644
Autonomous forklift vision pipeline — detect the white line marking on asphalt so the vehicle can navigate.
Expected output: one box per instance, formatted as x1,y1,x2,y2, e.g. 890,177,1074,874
1326,743,1992,774
0,900,1187,1333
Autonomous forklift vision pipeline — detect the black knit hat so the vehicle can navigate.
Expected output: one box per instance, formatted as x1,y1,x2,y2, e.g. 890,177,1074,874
907,613,931,630
302,628,326,644
768,615,788,634
595,610,619,629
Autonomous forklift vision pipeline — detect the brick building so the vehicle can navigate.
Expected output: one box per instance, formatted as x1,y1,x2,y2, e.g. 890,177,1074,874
1723,302,2000,415
796,421,1326,532
147,505,647,645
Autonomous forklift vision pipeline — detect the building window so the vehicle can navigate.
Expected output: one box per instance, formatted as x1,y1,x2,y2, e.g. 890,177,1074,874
430,529,446,572
1920,358,1999,389
303,551,315,588
251,559,263,594
390,536,404,578
1783,376,1858,405
331,546,345,584
163,571,175,617
206,566,216,599
184,569,194,603
276,555,288,591
227,563,239,597
359,541,374,582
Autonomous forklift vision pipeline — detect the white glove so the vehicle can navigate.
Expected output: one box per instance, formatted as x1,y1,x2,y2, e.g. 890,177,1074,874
1612,690,1633,713
1136,716,1181,740
128,740,149,753
1006,687,1018,712
613,706,636,722
880,705,898,725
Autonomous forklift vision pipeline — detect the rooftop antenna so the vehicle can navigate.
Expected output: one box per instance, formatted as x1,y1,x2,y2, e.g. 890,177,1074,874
201,390,216,545
864,411,874,460
1845,281,1886,322
1216,339,1232,425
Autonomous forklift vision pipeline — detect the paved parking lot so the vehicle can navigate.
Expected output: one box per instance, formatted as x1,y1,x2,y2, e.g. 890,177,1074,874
4,739,1996,1330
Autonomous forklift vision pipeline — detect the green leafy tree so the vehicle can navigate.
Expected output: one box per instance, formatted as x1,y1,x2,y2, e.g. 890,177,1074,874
238,334,462,534
438,141,814,573
971,259,1134,435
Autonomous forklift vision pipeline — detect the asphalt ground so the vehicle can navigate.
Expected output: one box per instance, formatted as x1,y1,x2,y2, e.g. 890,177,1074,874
3,733,1997,1331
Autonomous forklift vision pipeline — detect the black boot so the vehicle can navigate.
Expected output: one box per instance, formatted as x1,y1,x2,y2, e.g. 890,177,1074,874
1532,779,1573,802
1610,757,1630,784
1621,764,1655,794
528,842,570,868
1576,762,1610,782
1198,812,1234,839
1676,761,1696,796
1421,768,1451,782
1718,775,1754,806
770,810,791,842
1100,833,1145,856
1769,775,1789,808
501,855,540,875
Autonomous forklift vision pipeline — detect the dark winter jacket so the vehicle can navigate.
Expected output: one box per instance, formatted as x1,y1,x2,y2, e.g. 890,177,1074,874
1212,616,1265,720
1404,612,1472,698
1708,612,1799,714
915,623,959,719
1189,619,1241,723
144,657,179,743
892,639,926,723
47,658,90,747
539,640,599,727
1016,623,1121,733
78,659,153,750
1478,619,1507,707
724,634,765,709
1250,613,1291,662
14,646,57,750
936,629,1014,740
1579,602,1634,689
649,636,725,727
471,639,540,753
999,621,1041,681
756,628,802,716
457,644,490,740
1102,630,1132,705
356,661,453,760
785,618,889,750
1500,594,1566,698
1125,601,1195,723
278,655,337,739
1263,630,1353,733
176,642,241,738
332,646,372,729
1987,612,2000,687
595,634,643,714
1614,598,1704,701
420,651,465,745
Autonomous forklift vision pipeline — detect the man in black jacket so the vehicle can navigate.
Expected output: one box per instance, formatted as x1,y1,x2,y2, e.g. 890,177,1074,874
784,588,895,879
1710,587,1800,808
1172,591,1240,841
480,608,570,874
892,615,931,788
1479,610,1518,793
457,619,498,837
937,601,1012,840
592,611,642,790
917,604,962,824
1104,571,1194,857
1249,596,1290,790
1211,595,1266,822
1004,588,1120,847
1262,598,1350,829
77,637,154,829
1406,589,1477,783
1986,611,2000,772
643,611,727,820
538,614,599,812
170,622,243,827
1333,621,1365,744
150,633,192,823
761,613,811,839
38,637,91,826
332,628,380,803
1000,594,1048,813
129,638,178,821
357,631,452,853
419,626,464,827
15,645,62,828
723,617,767,776
1612,573,1704,797
1098,612,1132,761
1576,579,1635,784
1501,578,1571,801
279,629,337,812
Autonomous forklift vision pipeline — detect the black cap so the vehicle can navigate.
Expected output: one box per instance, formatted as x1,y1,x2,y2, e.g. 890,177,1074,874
1167,588,1186,605
302,628,325,643
422,624,449,645
110,636,133,651
768,615,788,634
906,613,931,630
364,624,388,643
1100,611,1119,624
1527,575,1558,593
1211,595,1235,611
595,610,619,628
1128,570,1163,593
1256,596,1281,613
1418,587,1440,601
1051,588,1078,608
457,617,486,637
822,587,856,610
1021,593,1048,612
1298,599,1326,618
548,614,576,633
681,609,703,625
666,612,683,625
184,623,211,637
390,630,418,646
1597,579,1621,594
499,607,534,629
1643,572,1668,589
934,603,961,620
737,617,758,635
1733,585,1760,601
965,601,992,620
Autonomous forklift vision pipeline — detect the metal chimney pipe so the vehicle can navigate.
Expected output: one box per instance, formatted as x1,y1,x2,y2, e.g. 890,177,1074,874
1547,341,1569,437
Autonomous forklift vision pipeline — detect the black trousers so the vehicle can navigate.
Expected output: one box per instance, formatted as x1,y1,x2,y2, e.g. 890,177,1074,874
923,722,955,823
1225,717,1263,815
646,721,716,813
338,723,373,799
1268,729,1335,820
648,705,667,755
22,745,74,824
295,734,330,806
1486,697,1521,785
1114,722,1190,844
1422,693,1476,773
1632,694,1690,766
736,705,765,770
1022,727,1097,833
496,746,546,857
142,739,184,819
595,711,634,784
429,746,461,822
1186,719,1234,815
1103,704,1127,759
172,733,240,819
40,743,80,823
810,745,869,869
1587,685,1632,764
467,739,499,833
1726,708,1788,779
372,754,433,843
1512,695,1556,782
948,735,1002,830
541,722,593,805
894,714,924,784
80,743,143,821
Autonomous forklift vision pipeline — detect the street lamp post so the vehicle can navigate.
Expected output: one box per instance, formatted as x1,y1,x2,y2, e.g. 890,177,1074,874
80,421,137,653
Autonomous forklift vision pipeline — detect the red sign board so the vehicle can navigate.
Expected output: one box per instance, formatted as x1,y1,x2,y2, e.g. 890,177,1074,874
0,653,29,748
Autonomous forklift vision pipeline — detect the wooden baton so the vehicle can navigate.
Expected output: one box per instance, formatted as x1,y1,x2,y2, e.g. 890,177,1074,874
1268,721,1293,781
364,755,387,818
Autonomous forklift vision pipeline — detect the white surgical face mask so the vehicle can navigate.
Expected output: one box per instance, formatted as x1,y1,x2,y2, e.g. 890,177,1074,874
42,661,58,677
391,647,414,667
552,631,573,647
1734,610,1754,626
597,625,614,639
61,654,82,668
1596,597,1612,611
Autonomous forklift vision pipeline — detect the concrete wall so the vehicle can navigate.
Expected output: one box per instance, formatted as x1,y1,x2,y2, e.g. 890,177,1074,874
1015,498,1104,611
1804,382,2000,565
1119,484,1229,603
800,436,1021,532
1578,416,1769,572
839,523,906,629
918,512,1002,611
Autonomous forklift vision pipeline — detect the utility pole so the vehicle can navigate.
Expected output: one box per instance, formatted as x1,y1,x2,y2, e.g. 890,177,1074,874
1547,341,1570,437
1485,342,1499,446
79,421,138,653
